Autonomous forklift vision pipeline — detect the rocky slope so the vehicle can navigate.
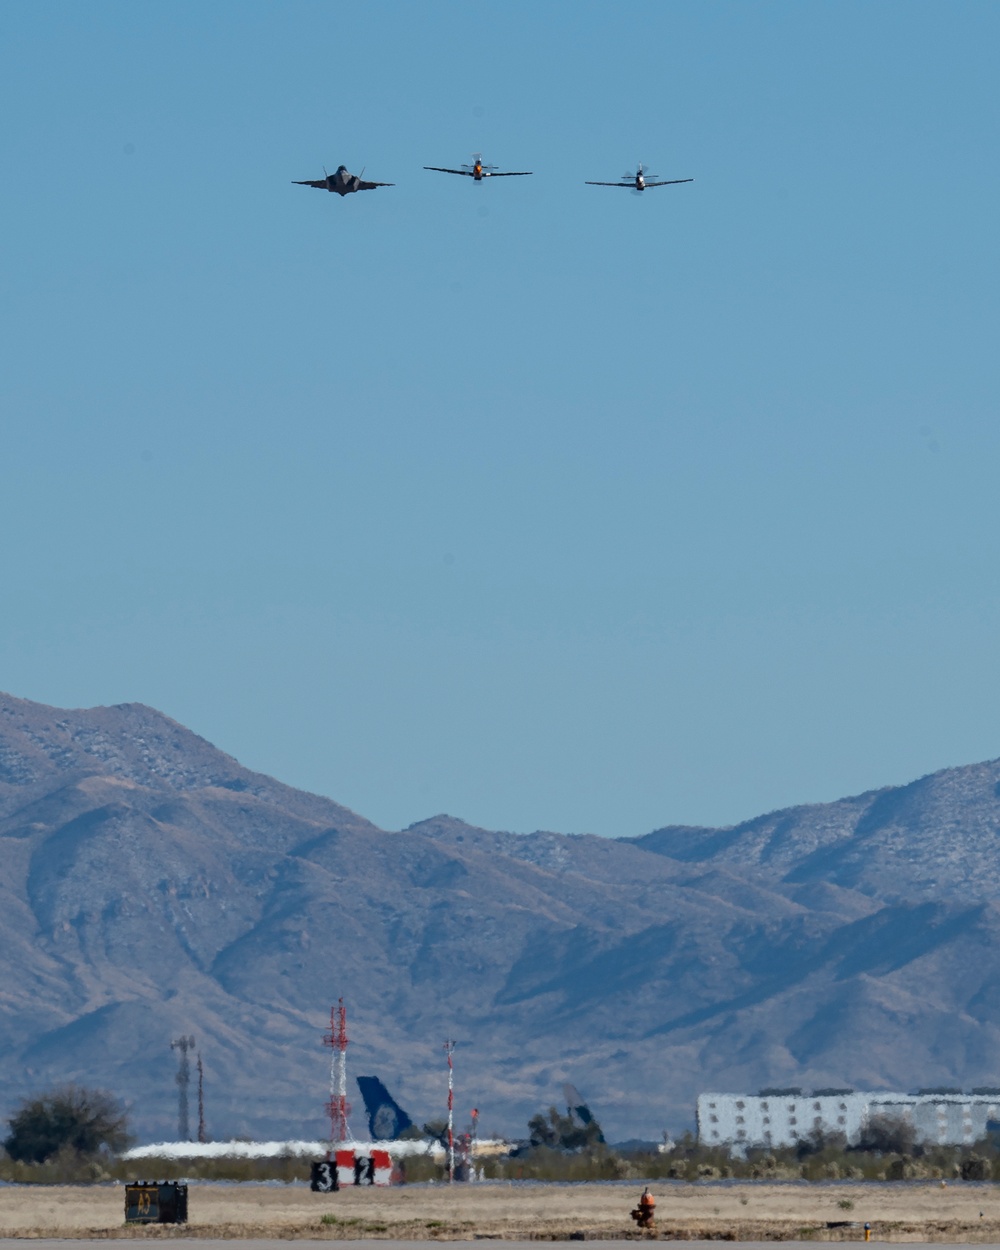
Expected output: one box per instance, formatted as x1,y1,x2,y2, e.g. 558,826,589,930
2,692,1000,1144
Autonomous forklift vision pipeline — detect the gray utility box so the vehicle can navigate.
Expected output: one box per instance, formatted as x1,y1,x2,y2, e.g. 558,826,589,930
124,1181,189,1224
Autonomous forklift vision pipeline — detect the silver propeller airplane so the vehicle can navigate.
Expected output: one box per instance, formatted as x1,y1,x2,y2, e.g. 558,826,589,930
586,163,693,192
424,153,532,181
293,165,394,196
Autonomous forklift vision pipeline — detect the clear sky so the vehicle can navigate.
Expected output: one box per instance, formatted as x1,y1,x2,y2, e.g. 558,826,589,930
2,1,999,837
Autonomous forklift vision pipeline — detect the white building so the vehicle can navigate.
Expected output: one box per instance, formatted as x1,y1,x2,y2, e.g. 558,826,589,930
697,1089,1000,1150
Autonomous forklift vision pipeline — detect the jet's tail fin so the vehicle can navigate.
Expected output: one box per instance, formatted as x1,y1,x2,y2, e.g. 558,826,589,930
356,1076,414,1140
563,1082,606,1143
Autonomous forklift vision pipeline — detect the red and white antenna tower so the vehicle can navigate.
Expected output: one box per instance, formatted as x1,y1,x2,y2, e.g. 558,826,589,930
444,1039,456,1182
323,998,352,1145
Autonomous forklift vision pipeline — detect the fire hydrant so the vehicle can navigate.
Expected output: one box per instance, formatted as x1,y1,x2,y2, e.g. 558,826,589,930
630,1187,656,1230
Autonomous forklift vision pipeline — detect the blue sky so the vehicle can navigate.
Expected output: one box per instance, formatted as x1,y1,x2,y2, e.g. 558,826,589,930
2,1,999,836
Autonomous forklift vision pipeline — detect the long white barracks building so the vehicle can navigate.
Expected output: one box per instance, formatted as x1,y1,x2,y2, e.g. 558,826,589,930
697,1089,1000,1150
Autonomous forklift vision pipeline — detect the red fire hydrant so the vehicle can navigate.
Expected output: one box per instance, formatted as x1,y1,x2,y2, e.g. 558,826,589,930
630,1187,656,1230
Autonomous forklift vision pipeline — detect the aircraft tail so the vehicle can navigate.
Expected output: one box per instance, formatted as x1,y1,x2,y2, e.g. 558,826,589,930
356,1076,414,1140
563,1082,605,1143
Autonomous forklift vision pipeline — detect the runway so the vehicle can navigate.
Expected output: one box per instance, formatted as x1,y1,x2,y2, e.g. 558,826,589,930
2,1243,997,1249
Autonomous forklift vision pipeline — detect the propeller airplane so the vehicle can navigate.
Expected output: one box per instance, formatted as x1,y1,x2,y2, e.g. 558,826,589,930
586,163,693,192
424,153,532,181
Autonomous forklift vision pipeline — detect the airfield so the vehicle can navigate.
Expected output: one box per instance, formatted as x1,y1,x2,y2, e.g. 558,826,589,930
3,1180,1000,1242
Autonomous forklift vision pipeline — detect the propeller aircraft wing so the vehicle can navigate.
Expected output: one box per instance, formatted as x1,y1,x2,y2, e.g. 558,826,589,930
585,177,694,187
424,155,533,179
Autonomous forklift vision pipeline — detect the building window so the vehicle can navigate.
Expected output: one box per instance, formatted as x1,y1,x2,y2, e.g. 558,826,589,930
710,1115,718,1123
789,1117,797,1125
708,1102,716,1109
737,1129,746,1139
736,1116,744,1124
839,1103,847,1110
763,1116,770,1125
814,1102,821,1111
711,1130,719,1139
761,1102,769,1111
837,1116,846,1125
788,1104,796,1112
814,1117,822,1127
736,1100,745,1109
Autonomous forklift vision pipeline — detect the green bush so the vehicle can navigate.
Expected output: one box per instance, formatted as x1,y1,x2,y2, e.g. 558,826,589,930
3,1086,130,1165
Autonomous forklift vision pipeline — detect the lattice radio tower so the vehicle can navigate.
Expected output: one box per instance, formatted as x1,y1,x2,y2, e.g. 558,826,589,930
444,1039,456,1182
197,1053,206,1143
323,999,352,1145
170,1035,195,1141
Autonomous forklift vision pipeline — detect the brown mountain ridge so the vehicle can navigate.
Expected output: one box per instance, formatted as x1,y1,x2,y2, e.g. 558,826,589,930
2,692,1000,1142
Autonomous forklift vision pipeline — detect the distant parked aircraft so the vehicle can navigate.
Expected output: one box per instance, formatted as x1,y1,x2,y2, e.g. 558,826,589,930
356,1076,414,1140
564,1082,605,1142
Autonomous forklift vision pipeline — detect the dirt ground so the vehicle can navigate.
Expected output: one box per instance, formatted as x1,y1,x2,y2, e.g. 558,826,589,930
2,1180,1000,1241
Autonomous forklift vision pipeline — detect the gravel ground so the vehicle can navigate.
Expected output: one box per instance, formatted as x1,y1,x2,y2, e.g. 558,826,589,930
1,1180,999,1241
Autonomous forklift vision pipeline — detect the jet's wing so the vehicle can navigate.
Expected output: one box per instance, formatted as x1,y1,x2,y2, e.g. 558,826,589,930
644,178,694,187
292,180,329,189
489,171,532,177
585,180,632,186
357,180,394,190
424,166,474,176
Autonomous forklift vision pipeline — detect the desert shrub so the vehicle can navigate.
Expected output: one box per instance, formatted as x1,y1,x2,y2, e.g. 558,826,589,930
527,1106,604,1151
395,1153,446,1183
0,1143,115,1184
885,1156,919,1180
853,1112,917,1156
3,1086,130,1164
797,1128,849,1158
489,1144,624,1182
105,1152,310,1183
960,1152,991,1181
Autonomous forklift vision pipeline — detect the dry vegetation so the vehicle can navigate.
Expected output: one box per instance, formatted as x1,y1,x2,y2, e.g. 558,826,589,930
2,1179,1000,1241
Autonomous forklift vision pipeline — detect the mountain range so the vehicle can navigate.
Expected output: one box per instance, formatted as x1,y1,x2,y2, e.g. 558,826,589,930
2,691,1000,1144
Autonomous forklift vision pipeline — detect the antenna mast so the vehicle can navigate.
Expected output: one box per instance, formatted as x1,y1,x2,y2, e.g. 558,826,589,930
170,1035,195,1141
444,1040,456,1182
323,999,352,1145
197,1053,206,1143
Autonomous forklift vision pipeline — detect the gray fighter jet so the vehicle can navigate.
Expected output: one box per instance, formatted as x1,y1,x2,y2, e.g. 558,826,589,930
293,165,394,196
424,153,532,181
586,163,693,192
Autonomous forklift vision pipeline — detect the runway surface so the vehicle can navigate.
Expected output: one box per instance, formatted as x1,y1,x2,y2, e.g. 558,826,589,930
2,1242,997,1249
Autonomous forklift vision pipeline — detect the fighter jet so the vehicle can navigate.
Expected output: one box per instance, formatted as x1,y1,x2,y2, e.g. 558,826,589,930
293,165,394,196
424,153,532,181
586,163,693,192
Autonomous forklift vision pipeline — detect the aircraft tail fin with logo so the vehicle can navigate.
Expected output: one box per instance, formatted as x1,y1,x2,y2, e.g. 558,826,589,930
356,1075,414,1140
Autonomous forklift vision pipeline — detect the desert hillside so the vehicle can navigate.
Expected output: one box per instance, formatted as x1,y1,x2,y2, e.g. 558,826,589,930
3,692,1000,1143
